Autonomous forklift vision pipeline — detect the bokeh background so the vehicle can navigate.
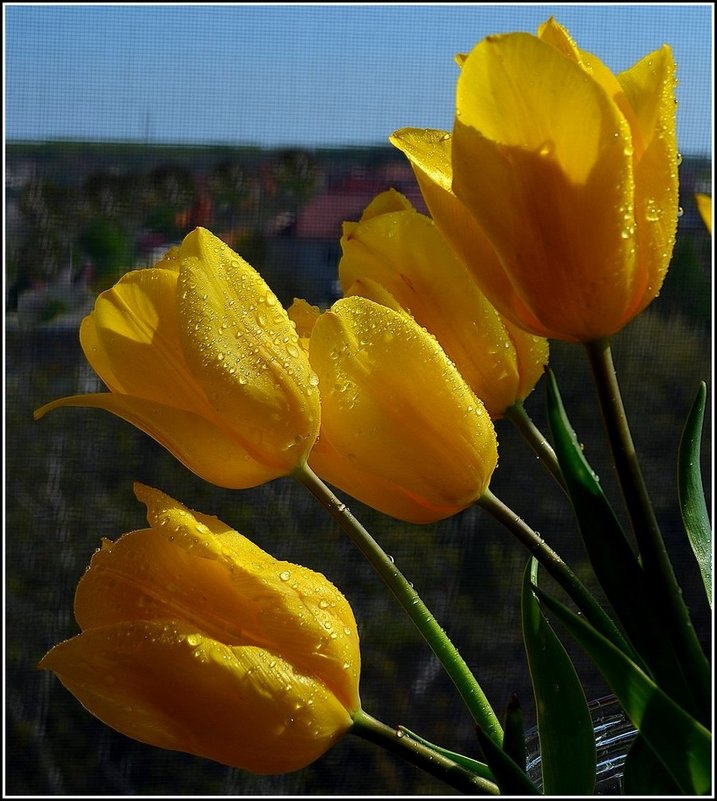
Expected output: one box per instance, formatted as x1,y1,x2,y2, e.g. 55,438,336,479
4,3,713,795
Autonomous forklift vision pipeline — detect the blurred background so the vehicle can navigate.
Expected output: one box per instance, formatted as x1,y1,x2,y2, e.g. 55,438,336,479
4,3,712,795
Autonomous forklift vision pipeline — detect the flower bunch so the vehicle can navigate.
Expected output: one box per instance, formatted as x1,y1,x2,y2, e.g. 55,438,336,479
35,17,711,796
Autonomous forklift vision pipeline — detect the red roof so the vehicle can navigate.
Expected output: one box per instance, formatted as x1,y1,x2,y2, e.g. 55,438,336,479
294,166,428,239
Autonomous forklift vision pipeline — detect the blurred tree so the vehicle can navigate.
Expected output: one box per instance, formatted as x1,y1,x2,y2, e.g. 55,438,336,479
77,218,133,293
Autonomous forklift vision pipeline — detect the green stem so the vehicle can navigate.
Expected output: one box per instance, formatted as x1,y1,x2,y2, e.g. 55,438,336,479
583,338,669,573
478,489,635,660
504,401,567,493
584,337,710,711
351,709,500,795
294,464,503,744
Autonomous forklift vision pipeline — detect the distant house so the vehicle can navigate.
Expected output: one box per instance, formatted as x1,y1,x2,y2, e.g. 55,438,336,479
263,161,428,308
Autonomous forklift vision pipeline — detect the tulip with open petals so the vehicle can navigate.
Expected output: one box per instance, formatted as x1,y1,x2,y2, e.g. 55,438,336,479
39,483,361,774
292,296,498,523
391,18,679,342
34,228,321,488
339,189,548,418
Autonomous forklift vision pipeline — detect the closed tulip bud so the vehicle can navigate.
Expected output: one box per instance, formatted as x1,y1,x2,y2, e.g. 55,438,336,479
34,228,321,488
291,296,498,523
391,18,679,342
339,189,548,417
39,483,361,774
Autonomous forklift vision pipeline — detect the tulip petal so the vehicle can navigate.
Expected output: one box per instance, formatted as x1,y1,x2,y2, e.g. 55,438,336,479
309,435,458,524
389,128,517,319
177,228,320,470
80,267,218,415
618,46,679,321
33,392,279,489
39,621,352,774
537,17,642,151
695,194,712,235
309,297,497,522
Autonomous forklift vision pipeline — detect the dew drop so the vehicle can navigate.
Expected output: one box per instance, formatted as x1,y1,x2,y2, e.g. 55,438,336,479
279,570,291,581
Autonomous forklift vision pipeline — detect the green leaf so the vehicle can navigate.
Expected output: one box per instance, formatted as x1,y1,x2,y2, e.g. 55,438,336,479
397,726,493,781
678,382,712,607
521,558,596,795
474,724,540,795
501,693,527,774
546,370,704,713
623,733,681,795
532,585,712,795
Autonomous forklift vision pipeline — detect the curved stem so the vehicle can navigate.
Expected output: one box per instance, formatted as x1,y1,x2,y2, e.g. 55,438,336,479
294,464,503,744
583,338,668,572
351,710,500,795
478,489,636,660
504,401,567,493
584,337,710,708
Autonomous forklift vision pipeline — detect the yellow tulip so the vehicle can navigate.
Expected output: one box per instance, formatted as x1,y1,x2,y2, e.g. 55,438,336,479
391,18,679,342
695,194,712,235
39,483,360,774
339,189,549,417
34,228,321,488
292,296,498,523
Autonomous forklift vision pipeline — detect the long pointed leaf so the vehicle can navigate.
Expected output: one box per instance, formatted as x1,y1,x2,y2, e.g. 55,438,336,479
678,382,712,607
501,694,527,773
623,733,681,795
474,724,540,795
533,585,712,795
546,370,705,716
521,558,596,794
397,726,493,781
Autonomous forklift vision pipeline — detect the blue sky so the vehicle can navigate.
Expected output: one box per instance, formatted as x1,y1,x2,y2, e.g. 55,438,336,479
4,3,714,155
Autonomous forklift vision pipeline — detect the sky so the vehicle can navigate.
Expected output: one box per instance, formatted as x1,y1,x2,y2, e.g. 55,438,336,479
4,2,714,156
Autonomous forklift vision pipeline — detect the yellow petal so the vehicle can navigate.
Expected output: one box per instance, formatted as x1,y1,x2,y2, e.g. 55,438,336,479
39,621,352,774
177,228,320,470
457,31,631,182
33,392,279,489
358,187,415,219
389,128,516,318
343,278,409,316
309,297,497,522
79,267,216,414
618,46,679,322
537,17,641,146
286,297,321,346
501,319,551,404
695,194,712,235
537,17,581,61
309,434,458,524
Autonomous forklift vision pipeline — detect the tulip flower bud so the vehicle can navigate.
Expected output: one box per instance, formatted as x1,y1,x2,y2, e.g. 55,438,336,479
34,228,321,489
39,483,361,774
292,296,498,523
391,18,679,342
339,189,548,417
